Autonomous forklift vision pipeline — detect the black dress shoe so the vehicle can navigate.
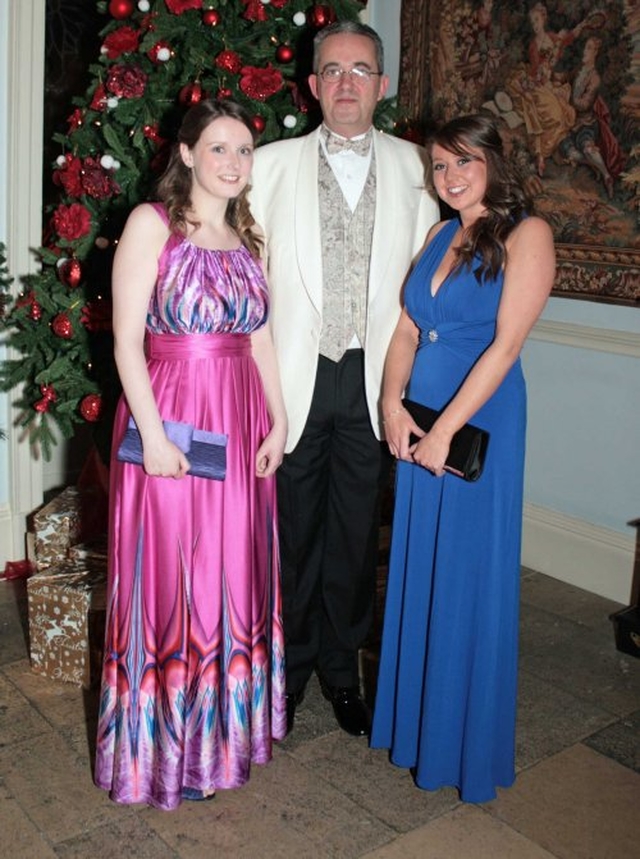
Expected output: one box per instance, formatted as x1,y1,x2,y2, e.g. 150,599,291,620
285,690,304,735
319,680,371,737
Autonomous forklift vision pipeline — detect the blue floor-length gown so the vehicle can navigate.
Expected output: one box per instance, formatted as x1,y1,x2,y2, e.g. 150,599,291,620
370,219,526,803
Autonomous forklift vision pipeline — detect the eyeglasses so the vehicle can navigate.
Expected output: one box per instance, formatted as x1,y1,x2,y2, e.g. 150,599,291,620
317,66,383,84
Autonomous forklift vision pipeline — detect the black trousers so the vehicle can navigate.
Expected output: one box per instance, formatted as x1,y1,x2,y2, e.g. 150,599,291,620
277,351,391,692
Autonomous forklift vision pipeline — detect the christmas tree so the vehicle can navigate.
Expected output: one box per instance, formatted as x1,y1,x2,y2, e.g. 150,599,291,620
1,0,400,461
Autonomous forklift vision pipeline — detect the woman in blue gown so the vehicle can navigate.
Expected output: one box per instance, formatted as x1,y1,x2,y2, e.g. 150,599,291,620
370,115,555,802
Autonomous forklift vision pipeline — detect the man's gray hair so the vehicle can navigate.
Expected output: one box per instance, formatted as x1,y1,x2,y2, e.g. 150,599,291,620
312,21,385,74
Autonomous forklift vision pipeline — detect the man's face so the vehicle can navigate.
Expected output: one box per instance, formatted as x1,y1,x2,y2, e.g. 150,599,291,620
308,33,389,138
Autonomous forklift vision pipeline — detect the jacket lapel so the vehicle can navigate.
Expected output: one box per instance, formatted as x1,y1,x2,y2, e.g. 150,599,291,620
294,129,324,315
368,133,397,305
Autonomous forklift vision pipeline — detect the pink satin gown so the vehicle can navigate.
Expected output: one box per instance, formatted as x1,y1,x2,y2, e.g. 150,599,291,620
94,204,286,810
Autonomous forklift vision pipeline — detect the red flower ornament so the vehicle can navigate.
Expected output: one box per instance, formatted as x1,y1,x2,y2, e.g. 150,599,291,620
81,298,113,333
67,108,84,131
165,0,202,12
239,64,284,101
102,26,141,60
107,64,148,98
82,157,119,199
241,0,268,22
90,84,108,111
51,203,92,241
55,155,84,197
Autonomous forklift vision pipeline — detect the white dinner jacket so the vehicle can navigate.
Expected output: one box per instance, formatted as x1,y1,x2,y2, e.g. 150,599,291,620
249,125,439,452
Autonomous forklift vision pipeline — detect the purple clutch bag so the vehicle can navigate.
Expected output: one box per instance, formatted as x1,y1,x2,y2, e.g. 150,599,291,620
116,417,227,480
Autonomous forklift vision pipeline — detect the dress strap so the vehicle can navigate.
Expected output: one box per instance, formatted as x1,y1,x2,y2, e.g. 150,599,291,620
150,201,170,225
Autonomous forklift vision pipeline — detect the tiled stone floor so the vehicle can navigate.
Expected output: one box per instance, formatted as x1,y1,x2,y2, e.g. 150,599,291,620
1,568,639,858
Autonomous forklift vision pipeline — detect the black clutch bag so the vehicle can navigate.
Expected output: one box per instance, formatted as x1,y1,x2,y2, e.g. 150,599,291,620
116,417,227,481
402,398,489,482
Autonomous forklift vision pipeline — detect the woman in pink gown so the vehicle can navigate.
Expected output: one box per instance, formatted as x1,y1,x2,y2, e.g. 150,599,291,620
94,100,287,810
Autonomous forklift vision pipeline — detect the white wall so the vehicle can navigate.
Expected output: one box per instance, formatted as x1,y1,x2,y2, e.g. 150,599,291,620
0,0,46,568
0,0,9,507
521,300,639,603
365,0,401,96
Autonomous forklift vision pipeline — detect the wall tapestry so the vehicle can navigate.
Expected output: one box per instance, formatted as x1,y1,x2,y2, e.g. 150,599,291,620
398,0,640,305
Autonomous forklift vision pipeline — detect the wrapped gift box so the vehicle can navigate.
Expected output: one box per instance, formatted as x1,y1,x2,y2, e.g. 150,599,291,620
32,485,108,571
27,561,107,688
68,536,109,565
33,487,84,571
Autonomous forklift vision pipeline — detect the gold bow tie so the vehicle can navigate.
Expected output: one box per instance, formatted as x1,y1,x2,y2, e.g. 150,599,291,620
323,128,372,156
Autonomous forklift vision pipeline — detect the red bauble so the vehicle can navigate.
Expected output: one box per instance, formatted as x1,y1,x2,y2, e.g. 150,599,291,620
51,312,73,339
310,4,336,28
79,393,103,423
57,257,82,289
108,0,134,19
215,49,242,74
276,45,294,64
217,87,233,99
202,8,220,26
252,115,266,133
179,81,204,105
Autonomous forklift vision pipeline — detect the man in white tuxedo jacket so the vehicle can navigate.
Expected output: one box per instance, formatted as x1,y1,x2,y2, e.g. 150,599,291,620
249,21,439,738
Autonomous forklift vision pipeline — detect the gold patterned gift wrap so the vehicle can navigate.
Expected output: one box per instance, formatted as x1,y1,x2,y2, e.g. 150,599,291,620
32,487,84,571
32,485,107,571
26,561,107,688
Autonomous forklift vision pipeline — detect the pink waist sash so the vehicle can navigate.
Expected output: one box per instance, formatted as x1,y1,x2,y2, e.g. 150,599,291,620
146,332,252,360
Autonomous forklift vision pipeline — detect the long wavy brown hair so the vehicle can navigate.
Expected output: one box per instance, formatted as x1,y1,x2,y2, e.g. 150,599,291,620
427,114,533,283
156,99,263,258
